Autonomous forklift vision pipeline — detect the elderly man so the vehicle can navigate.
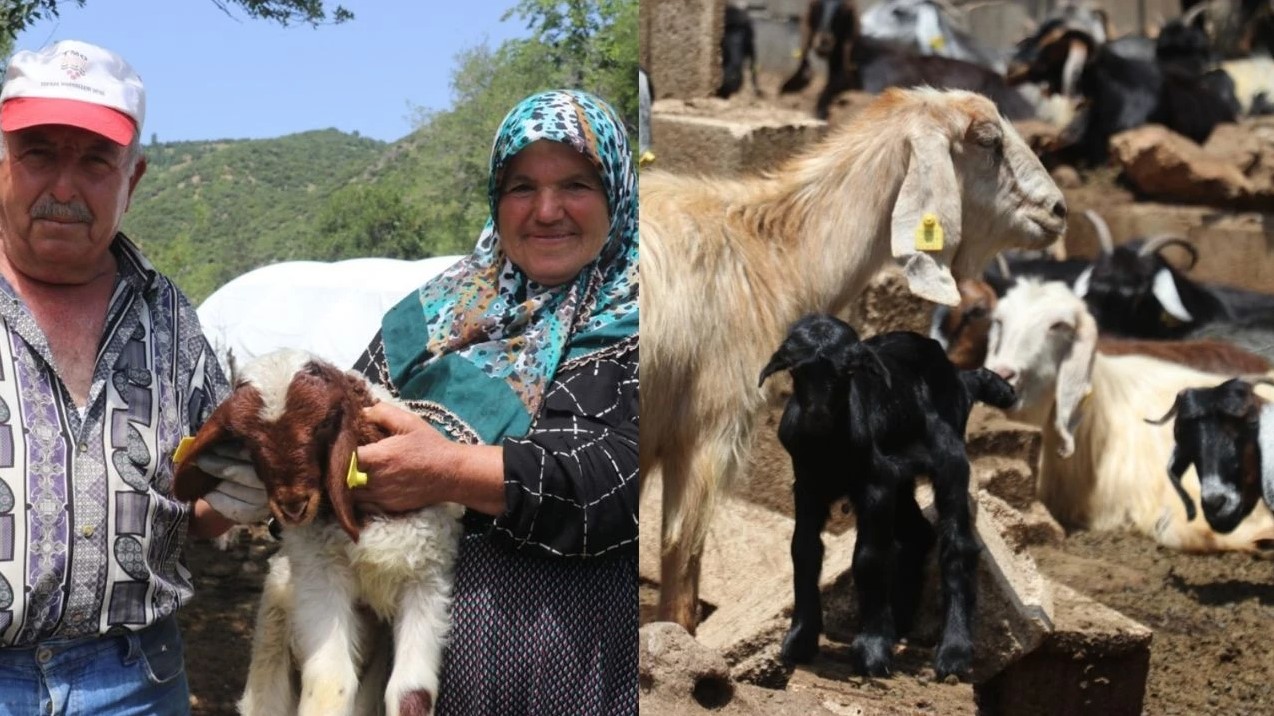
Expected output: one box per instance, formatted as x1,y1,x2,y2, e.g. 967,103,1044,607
0,40,241,714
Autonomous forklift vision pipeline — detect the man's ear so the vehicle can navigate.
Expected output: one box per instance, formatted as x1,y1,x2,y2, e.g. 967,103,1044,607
125,155,147,210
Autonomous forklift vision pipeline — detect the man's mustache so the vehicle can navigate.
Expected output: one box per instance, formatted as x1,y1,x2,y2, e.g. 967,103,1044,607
31,197,93,223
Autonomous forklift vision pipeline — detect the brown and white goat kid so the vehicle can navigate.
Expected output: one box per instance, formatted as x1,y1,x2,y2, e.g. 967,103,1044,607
641,87,1068,631
983,279,1274,552
174,349,463,716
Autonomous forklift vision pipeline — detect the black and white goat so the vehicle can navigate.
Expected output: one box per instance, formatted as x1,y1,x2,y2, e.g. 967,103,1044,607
175,348,463,716
1149,377,1274,536
1013,25,1236,164
758,314,1015,679
1075,211,1274,358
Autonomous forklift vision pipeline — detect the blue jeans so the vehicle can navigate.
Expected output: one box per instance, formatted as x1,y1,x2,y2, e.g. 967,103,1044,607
0,615,189,716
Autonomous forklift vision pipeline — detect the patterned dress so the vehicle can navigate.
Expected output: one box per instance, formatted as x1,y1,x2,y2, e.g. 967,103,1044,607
360,89,640,715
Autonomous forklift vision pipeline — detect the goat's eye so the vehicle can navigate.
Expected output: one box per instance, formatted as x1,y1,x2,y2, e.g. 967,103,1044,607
1048,321,1073,333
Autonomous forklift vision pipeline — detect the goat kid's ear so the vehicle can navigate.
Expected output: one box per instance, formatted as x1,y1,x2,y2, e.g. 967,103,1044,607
758,349,793,387
325,404,364,543
850,345,893,390
172,404,241,502
891,130,962,307
1053,306,1098,457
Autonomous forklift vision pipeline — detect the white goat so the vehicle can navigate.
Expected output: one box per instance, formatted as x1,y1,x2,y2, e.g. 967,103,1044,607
983,279,1274,551
641,86,1068,631
175,349,463,716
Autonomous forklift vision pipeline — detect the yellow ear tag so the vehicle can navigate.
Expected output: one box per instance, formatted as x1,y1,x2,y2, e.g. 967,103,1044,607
639,150,657,168
346,451,369,489
914,213,945,251
173,436,195,464
929,35,946,51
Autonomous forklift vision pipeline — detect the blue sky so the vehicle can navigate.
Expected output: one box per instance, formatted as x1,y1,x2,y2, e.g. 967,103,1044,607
13,0,532,143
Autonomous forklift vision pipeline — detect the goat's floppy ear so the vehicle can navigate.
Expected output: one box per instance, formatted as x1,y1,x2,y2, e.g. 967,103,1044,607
1165,445,1198,522
324,372,382,542
891,130,962,307
172,401,243,502
1151,269,1194,323
848,344,892,390
1259,402,1274,513
1053,307,1097,457
1059,37,1088,97
325,394,364,543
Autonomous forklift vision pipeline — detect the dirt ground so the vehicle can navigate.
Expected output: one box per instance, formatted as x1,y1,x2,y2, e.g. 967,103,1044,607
640,413,1274,716
180,526,274,715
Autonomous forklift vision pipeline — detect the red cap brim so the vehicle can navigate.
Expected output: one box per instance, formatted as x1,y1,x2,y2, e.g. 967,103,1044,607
1,97,135,145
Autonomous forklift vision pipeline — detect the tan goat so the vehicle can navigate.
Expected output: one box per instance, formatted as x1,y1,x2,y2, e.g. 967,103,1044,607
641,87,1068,632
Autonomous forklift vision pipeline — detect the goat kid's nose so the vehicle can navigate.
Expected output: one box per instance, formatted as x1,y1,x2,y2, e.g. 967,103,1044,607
1052,200,1068,220
277,498,308,522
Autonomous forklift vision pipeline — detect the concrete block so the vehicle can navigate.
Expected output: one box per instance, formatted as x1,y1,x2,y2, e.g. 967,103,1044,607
642,0,726,99
974,583,1153,716
642,477,1057,685
649,101,827,177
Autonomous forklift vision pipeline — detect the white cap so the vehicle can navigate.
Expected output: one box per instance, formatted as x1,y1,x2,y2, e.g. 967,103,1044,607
1,39,144,145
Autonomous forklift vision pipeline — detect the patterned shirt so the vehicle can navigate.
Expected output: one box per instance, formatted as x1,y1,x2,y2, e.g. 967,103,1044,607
0,235,227,647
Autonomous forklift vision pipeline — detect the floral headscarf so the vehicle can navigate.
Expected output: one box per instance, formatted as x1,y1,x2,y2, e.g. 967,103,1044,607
378,89,639,444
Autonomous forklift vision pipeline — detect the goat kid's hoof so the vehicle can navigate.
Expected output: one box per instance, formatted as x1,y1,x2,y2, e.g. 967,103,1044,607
779,625,821,665
933,641,973,682
850,634,894,677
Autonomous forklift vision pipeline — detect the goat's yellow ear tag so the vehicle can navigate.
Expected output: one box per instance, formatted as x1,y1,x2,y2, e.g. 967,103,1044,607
346,451,369,489
639,150,657,168
914,213,945,251
929,35,946,51
173,436,195,464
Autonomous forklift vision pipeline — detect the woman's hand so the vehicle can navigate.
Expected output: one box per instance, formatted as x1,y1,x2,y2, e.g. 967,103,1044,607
354,402,507,516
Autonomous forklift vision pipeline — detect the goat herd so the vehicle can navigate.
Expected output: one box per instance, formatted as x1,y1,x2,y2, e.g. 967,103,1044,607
640,0,1274,705
710,0,1274,163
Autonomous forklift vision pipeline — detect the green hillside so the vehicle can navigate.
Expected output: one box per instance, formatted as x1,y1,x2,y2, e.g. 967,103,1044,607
123,130,392,303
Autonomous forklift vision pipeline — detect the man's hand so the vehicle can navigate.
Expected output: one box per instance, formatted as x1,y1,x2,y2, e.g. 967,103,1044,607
196,442,270,523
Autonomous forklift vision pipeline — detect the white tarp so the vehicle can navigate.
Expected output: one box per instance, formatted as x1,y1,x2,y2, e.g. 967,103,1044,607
197,255,463,373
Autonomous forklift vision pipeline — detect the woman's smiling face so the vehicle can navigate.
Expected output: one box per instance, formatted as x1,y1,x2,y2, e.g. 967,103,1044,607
496,139,610,287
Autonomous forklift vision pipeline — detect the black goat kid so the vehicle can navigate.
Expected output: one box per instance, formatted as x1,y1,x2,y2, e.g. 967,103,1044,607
759,315,1015,679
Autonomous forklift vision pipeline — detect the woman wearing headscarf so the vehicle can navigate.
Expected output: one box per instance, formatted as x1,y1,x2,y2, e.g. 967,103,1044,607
350,89,639,715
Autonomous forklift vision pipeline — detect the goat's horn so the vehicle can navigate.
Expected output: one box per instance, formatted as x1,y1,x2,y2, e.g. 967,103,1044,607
1083,209,1114,254
1137,235,1199,270
1145,400,1179,426
1181,1,1210,28
1246,377,1274,391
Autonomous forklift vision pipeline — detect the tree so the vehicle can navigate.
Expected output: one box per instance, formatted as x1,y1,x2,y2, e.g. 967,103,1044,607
505,0,639,127
316,184,430,260
0,1,352,41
